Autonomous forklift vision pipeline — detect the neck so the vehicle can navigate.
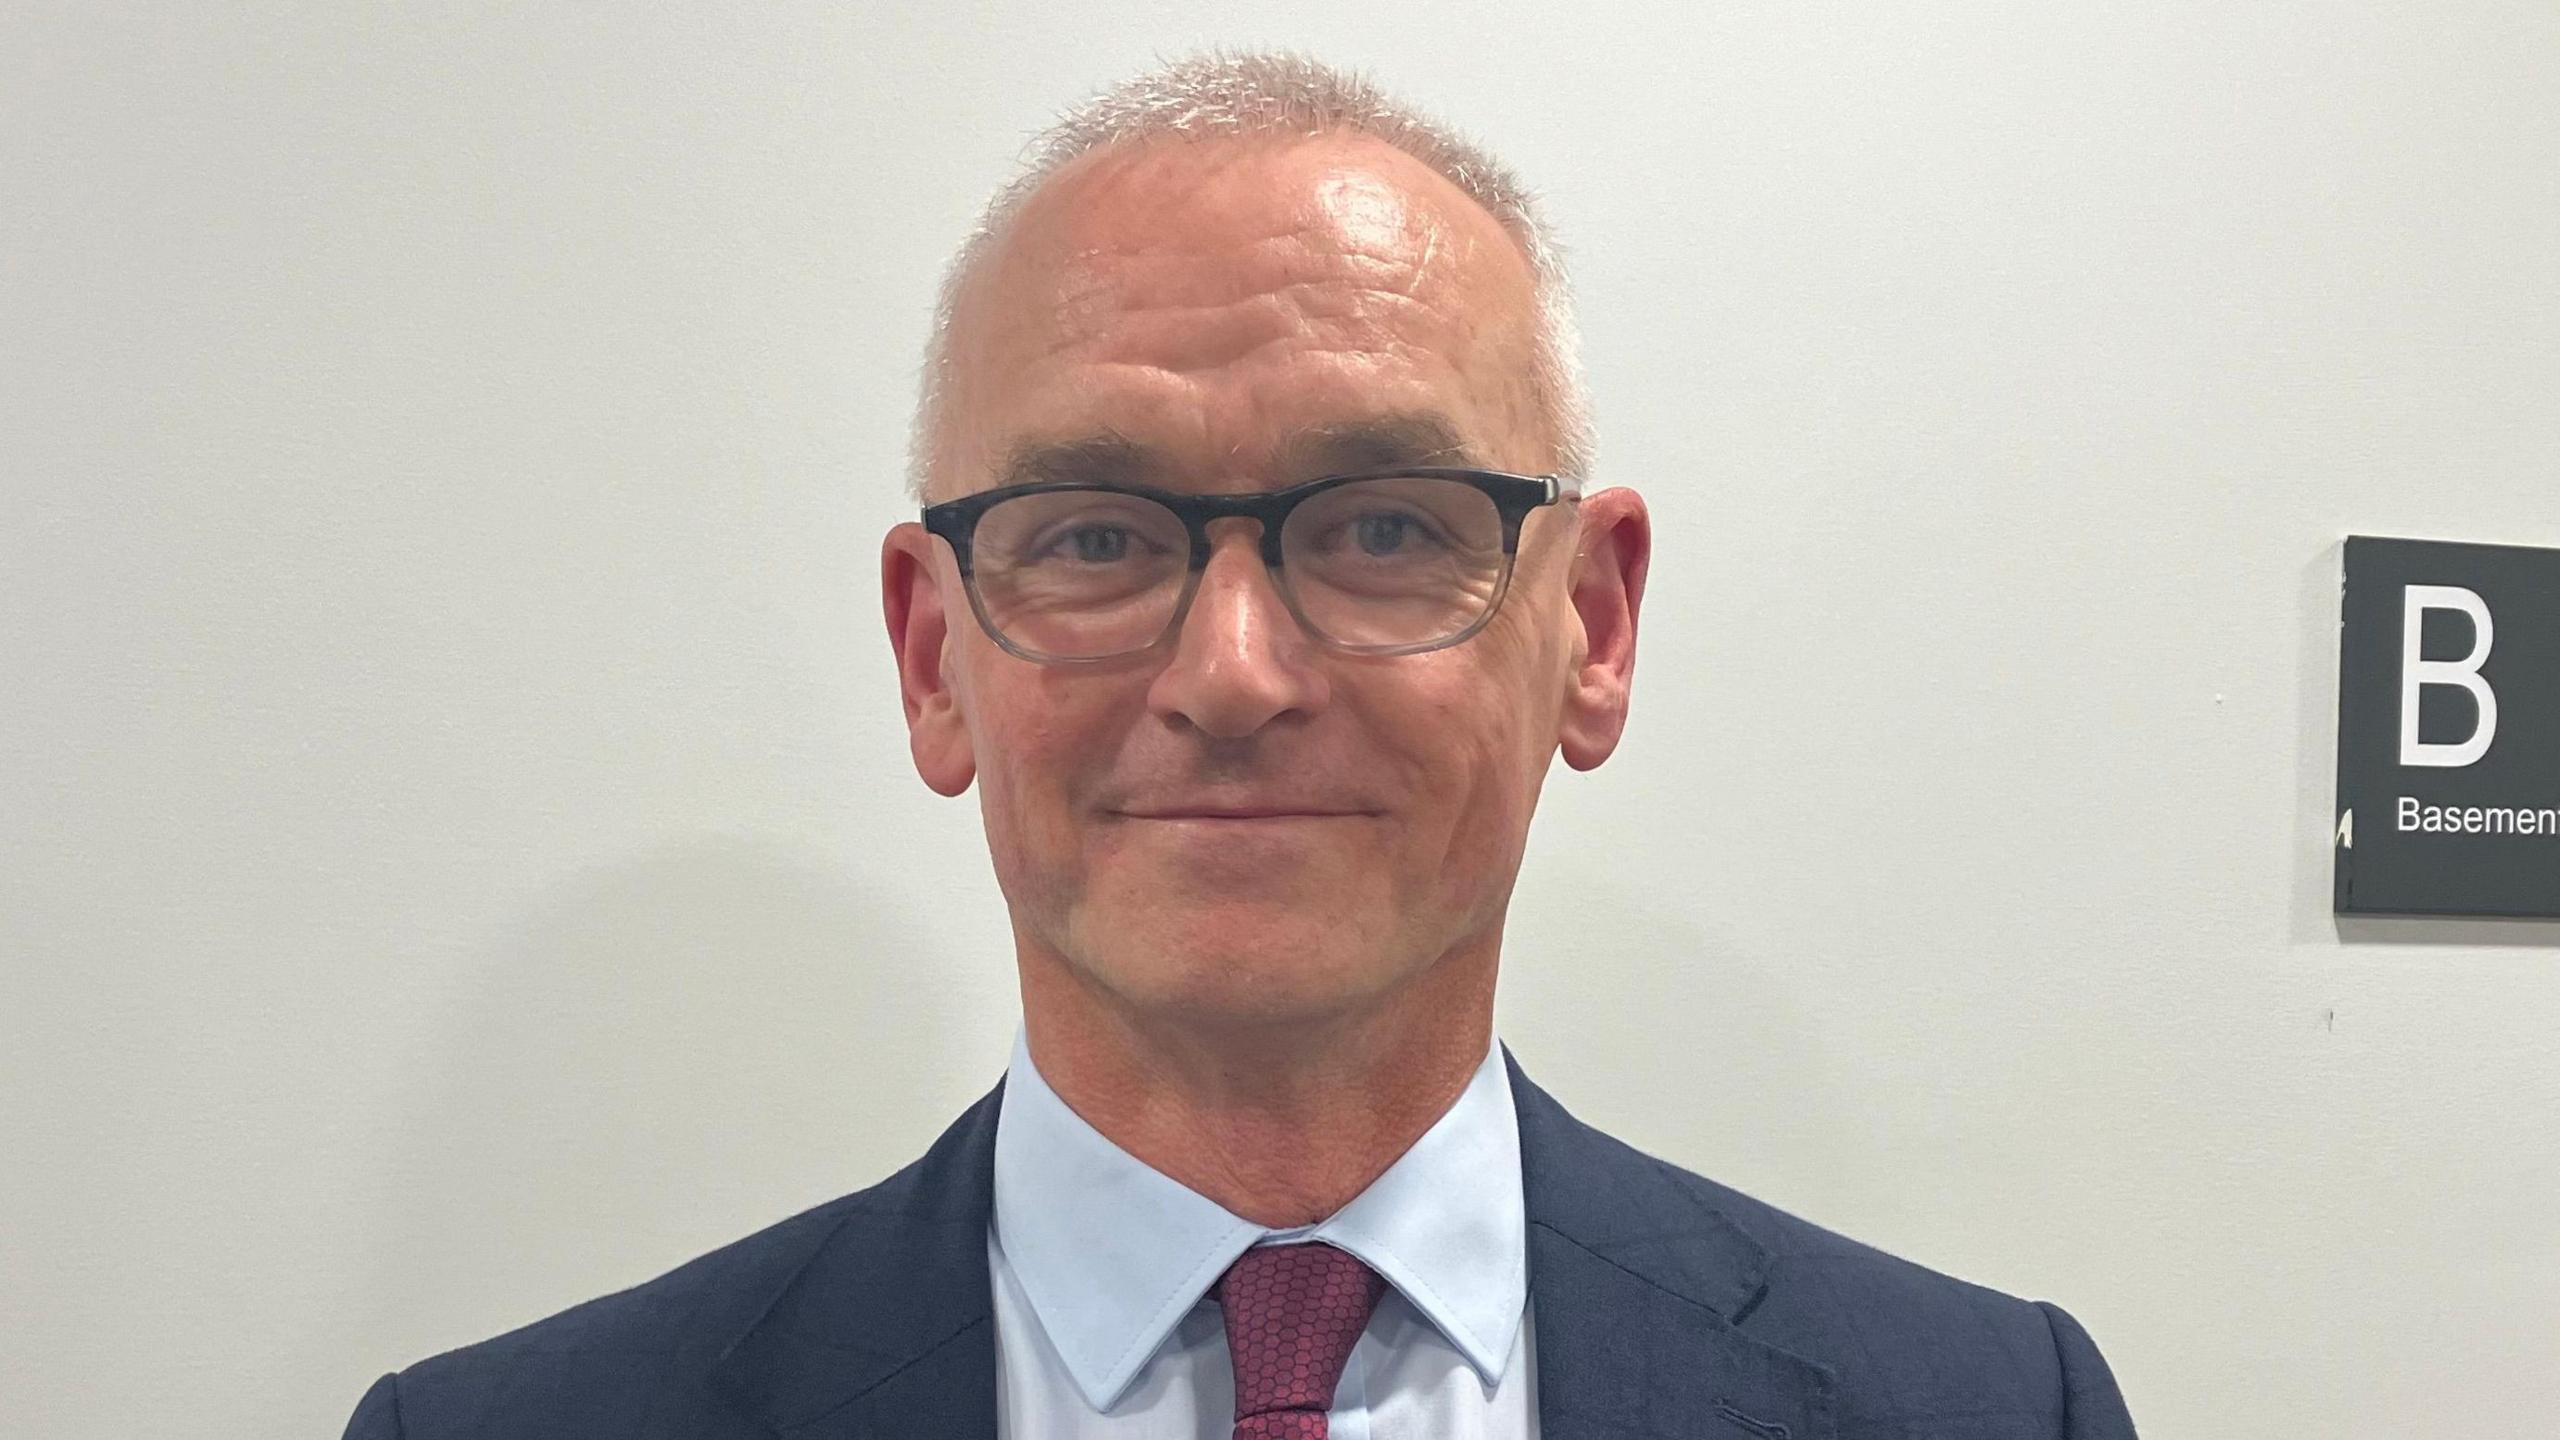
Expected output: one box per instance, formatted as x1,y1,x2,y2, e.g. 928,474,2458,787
1017,934,1501,1229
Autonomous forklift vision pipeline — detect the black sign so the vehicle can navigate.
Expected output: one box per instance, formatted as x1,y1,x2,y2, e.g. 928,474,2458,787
2335,536,2560,918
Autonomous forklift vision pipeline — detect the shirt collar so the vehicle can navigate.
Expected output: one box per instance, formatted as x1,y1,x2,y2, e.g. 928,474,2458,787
990,1027,1528,1412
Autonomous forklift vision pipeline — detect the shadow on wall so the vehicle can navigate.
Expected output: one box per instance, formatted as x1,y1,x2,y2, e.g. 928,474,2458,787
1498,851,1866,1208
355,834,987,1357
2335,916,2560,947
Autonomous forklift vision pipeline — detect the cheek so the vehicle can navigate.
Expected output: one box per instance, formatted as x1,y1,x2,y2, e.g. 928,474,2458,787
1379,668,1546,866
964,667,1122,866
1452,712,1540,841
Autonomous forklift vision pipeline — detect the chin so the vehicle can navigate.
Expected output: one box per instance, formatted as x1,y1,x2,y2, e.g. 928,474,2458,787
1078,913,1403,1026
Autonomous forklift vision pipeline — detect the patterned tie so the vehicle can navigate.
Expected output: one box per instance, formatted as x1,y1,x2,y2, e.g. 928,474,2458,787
1213,1241,1391,1440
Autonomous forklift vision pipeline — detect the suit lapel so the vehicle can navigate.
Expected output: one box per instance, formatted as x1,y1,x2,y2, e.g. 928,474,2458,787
706,1079,1006,1439
1511,1050,1838,1440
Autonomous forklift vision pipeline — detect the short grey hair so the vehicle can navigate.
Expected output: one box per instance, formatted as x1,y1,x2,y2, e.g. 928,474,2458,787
905,49,1594,502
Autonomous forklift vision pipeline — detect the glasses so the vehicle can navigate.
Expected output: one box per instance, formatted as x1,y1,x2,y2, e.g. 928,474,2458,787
921,466,1580,664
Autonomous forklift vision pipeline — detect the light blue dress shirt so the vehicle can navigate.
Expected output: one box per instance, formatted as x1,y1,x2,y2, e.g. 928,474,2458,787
988,1029,1539,1439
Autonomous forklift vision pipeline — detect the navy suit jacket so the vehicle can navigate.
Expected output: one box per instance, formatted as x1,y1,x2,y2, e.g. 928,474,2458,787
345,1050,2137,1438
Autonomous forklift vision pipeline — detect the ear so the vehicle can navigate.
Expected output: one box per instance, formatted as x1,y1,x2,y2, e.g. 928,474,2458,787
1555,488,1651,771
881,521,977,796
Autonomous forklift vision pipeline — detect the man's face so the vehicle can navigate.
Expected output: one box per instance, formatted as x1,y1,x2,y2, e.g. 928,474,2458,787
884,132,1644,1031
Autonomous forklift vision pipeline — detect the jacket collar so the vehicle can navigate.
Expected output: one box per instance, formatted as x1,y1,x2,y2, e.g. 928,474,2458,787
706,1047,1834,1440
705,1079,1004,1437
1506,1047,1839,1440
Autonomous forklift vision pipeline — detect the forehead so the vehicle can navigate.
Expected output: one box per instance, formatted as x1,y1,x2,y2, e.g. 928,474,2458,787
937,131,1544,495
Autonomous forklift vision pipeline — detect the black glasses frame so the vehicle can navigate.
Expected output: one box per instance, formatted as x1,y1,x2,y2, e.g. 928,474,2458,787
920,465,1580,664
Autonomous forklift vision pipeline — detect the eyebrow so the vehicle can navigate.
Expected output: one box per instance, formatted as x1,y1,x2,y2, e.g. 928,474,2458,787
1282,413,1480,475
991,411,1483,493
993,430,1162,490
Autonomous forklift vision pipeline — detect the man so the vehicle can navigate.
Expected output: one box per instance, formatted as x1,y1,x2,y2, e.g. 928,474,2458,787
345,51,2137,1440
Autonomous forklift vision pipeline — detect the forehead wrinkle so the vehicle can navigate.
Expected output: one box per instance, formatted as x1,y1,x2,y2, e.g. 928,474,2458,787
1063,221,1436,301
1016,246,1472,395
1073,298,1454,381
1043,234,1459,363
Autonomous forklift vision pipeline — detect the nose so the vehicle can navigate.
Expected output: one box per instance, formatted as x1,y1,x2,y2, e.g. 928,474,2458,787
1145,520,1331,738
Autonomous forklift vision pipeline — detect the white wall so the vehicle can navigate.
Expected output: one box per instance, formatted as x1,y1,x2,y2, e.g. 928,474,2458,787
5,4,2555,1436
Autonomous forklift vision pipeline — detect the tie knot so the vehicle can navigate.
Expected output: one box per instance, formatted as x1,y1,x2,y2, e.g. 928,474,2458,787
1214,1242,1390,1437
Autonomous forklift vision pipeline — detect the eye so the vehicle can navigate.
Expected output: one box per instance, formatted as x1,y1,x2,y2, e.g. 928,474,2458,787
1333,508,1452,559
1051,525,1133,564
1356,513,1415,556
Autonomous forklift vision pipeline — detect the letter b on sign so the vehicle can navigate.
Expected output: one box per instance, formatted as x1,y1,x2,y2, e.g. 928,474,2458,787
2400,584,2496,767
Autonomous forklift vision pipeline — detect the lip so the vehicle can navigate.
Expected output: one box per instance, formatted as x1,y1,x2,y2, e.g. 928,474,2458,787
1111,809,1377,821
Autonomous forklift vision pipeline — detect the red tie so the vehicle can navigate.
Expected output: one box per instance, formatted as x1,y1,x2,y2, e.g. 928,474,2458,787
1213,1242,1391,1440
